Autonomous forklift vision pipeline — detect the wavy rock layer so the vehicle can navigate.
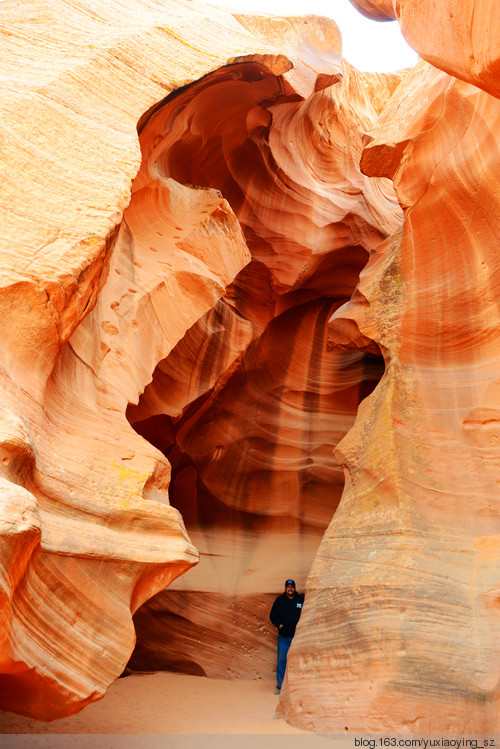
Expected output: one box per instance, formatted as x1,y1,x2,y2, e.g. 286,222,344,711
125,53,401,677
278,50,500,734
349,0,500,98
0,0,403,719
0,0,344,719
2,0,498,734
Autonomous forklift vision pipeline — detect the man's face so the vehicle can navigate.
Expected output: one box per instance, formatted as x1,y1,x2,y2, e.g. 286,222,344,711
285,583,295,598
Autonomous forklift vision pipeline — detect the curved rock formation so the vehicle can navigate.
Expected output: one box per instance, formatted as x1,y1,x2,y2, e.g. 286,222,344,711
0,0,337,719
349,0,500,98
125,49,402,678
278,14,500,737
0,0,401,719
348,0,395,21
2,0,498,735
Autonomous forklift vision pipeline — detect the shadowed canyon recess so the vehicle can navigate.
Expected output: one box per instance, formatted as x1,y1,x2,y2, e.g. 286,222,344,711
125,55,393,682
0,0,499,736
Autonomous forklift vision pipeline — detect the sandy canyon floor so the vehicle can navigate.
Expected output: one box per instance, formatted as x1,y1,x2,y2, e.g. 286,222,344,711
0,672,347,748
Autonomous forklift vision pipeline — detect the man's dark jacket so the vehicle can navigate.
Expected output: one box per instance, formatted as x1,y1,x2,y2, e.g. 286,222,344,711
269,592,304,638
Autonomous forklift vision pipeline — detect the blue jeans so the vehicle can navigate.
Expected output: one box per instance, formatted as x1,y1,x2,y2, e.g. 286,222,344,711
276,634,293,688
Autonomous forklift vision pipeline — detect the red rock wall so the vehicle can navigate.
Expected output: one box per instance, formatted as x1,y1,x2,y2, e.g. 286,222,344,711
1,0,498,734
125,55,401,679
0,0,401,719
276,5,500,733
349,0,500,97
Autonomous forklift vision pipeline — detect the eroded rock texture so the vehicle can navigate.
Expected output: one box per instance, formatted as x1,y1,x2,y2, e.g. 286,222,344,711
277,5,500,735
0,0,401,719
125,52,402,678
1,0,498,735
349,0,500,98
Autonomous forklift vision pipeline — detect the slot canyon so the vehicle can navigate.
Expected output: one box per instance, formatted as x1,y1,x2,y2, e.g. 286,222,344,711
0,0,499,736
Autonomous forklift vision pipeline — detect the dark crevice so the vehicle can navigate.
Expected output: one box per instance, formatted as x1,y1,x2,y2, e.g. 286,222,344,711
125,58,387,678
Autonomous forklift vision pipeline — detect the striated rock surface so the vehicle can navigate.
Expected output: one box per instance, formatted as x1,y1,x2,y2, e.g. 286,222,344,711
0,0,336,719
2,0,499,735
349,0,500,98
278,19,500,738
125,52,402,678
0,0,401,719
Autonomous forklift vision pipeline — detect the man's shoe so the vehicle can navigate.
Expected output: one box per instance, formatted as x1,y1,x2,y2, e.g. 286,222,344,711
274,687,281,695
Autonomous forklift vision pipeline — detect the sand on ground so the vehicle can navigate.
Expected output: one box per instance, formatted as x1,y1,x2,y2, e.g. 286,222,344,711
0,673,310,734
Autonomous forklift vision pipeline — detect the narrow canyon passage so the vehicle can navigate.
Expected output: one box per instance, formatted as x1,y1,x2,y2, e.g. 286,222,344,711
127,298,384,677
3,0,500,733
124,57,400,678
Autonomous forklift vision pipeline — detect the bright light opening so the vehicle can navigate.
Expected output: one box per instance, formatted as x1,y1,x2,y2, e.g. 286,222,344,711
205,0,418,72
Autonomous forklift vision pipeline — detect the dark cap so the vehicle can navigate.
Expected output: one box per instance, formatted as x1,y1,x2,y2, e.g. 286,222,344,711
285,579,295,586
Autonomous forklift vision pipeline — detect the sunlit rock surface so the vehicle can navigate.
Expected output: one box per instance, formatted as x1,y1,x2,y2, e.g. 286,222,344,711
349,0,500,98
2,0,498,734
0,0,402,720
0,0,336,719
278,11,500,734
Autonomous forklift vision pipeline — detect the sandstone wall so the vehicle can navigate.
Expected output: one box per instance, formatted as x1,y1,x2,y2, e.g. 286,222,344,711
0,0,498,734
0,0,401,718
349,0,500,97
125,53,401,678
276,1,500,734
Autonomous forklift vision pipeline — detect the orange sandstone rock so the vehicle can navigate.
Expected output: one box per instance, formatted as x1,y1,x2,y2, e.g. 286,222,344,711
0,0,401,720
5,0,498,734
348,0,395,21
349,0,500,98
279,58,500,734
0,0,344,719
125,48,402,680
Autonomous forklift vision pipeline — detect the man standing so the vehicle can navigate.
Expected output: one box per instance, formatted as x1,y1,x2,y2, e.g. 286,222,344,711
269,579,304,695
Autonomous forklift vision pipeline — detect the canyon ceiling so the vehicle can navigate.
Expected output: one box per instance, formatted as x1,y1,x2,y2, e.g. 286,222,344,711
0,0,498,734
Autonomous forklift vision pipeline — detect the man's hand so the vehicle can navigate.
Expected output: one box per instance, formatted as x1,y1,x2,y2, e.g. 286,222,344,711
278,624,283,630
